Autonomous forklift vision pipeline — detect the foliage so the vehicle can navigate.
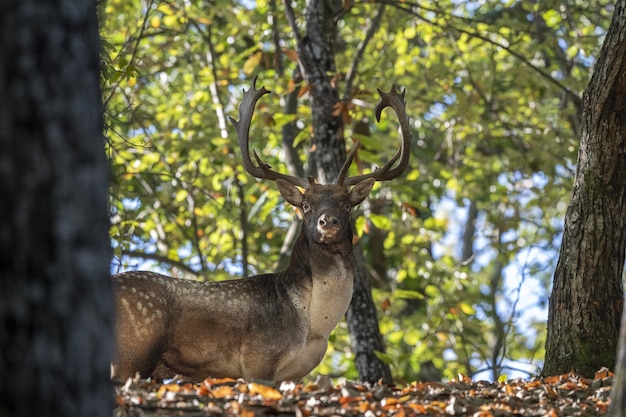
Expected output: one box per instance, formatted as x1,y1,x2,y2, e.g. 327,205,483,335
100,0,613,382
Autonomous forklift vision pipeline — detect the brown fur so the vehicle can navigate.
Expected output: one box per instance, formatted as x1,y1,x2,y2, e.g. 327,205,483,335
112,180,374,382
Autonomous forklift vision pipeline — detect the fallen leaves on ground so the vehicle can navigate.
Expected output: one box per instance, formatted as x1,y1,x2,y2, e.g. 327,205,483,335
114,370,614,416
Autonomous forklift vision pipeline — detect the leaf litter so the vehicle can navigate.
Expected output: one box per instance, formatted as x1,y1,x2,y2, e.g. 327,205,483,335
114,369,614,416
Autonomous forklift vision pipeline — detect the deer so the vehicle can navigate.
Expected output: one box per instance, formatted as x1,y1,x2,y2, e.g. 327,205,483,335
111,78,411,383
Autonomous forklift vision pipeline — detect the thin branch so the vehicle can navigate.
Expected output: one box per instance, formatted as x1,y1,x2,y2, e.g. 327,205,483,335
342,3,386,101
103,0,155,110
188,194,208,277
191,21,229,139
119,249,199,277
283,0,309,79
283,0,302,43
237,179,250,277
270,0,284,76
378,0,583,109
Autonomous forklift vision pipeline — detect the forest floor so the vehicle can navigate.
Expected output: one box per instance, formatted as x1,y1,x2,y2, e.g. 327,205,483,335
113,369,614,417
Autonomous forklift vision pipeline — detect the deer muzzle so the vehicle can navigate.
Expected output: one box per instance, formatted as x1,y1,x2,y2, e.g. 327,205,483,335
317,214,341,242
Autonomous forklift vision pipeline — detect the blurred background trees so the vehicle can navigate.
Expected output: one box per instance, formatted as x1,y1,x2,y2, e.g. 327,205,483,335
100,0,615,382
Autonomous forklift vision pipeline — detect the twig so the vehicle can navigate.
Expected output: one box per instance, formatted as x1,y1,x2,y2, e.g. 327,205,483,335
343,3,386,101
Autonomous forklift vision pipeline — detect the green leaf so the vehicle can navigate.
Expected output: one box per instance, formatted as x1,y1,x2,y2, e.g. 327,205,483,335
373,350,395,365
370,213,391,230
392,289,425,300
459,302,476,315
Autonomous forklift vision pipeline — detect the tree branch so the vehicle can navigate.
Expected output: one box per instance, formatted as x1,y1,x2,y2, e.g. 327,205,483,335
342,3,386,101
119,249,199,277
102,0,155,110
378,0,583,109
283,0,302,43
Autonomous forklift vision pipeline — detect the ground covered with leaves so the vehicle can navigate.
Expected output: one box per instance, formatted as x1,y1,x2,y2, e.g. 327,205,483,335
114,370,614,417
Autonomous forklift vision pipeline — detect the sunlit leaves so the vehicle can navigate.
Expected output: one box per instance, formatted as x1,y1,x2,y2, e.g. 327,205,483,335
101,0,610,381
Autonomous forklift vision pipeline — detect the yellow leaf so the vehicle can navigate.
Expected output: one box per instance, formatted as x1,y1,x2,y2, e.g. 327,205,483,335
196,17,212,25
459,301,475,315
247,382,282,400
243,52,263,75
156,383,180,399
163,15,177,26
150,16,161,28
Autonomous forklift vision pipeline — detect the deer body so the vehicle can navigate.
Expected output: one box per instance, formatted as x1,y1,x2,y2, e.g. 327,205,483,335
112,79,410,382
113,182,371,382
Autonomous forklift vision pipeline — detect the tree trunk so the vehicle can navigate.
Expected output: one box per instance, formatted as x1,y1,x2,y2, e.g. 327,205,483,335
543,0,626,378
291,0,393,382
0,1,113,416
346,246,394,383
299,0,347,184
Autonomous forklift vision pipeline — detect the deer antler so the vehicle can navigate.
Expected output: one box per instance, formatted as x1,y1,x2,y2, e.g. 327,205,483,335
230,76,310,189
337,86,411,187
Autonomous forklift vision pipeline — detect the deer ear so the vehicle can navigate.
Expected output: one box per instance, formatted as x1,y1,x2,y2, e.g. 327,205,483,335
276,179,304,207
349,178,375,206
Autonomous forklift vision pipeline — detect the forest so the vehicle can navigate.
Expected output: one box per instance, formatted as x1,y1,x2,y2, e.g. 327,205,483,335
100,0,616,383
2,0,626,416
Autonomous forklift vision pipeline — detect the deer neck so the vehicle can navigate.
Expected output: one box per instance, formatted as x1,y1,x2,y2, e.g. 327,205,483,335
281,228,355,339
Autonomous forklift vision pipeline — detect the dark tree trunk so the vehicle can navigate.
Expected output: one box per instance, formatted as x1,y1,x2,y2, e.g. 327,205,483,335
543,0,626,378
0,1,113,416
346,246,394,383
288,0,393,382
299,0,347,184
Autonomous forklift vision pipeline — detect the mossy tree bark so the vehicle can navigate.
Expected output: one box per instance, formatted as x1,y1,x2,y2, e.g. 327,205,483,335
543,0,626,378
0,0,113,416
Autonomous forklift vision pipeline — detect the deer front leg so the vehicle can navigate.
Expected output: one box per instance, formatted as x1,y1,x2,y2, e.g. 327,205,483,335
272,336,328,382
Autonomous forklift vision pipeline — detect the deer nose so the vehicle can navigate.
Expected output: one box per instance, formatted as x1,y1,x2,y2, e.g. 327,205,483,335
318,214,339,229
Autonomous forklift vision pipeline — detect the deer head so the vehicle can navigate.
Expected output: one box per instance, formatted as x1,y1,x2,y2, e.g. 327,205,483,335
229,75,411,219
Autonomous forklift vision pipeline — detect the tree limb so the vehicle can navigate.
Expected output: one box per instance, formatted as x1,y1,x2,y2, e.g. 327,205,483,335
119,249,199,277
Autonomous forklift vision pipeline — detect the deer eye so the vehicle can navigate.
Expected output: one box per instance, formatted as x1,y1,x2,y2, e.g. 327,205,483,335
302,202,311,213
344,202,352,212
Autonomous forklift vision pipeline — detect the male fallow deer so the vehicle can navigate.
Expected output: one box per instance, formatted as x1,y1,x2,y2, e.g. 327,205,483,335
111,78,411,383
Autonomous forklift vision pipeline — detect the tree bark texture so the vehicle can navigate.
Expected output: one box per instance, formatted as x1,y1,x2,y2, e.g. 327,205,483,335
0,1,113,416
543,0,626,378
293,0,393,382
346,246,394,383
299,0,347,184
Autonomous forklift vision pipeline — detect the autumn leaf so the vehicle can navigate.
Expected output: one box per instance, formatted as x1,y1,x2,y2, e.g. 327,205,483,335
247,382,282,400
243,51,263,75
594,367,613,379
156,383,180,399
332,101,352,123
283,48,298,62
116,371,615,416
